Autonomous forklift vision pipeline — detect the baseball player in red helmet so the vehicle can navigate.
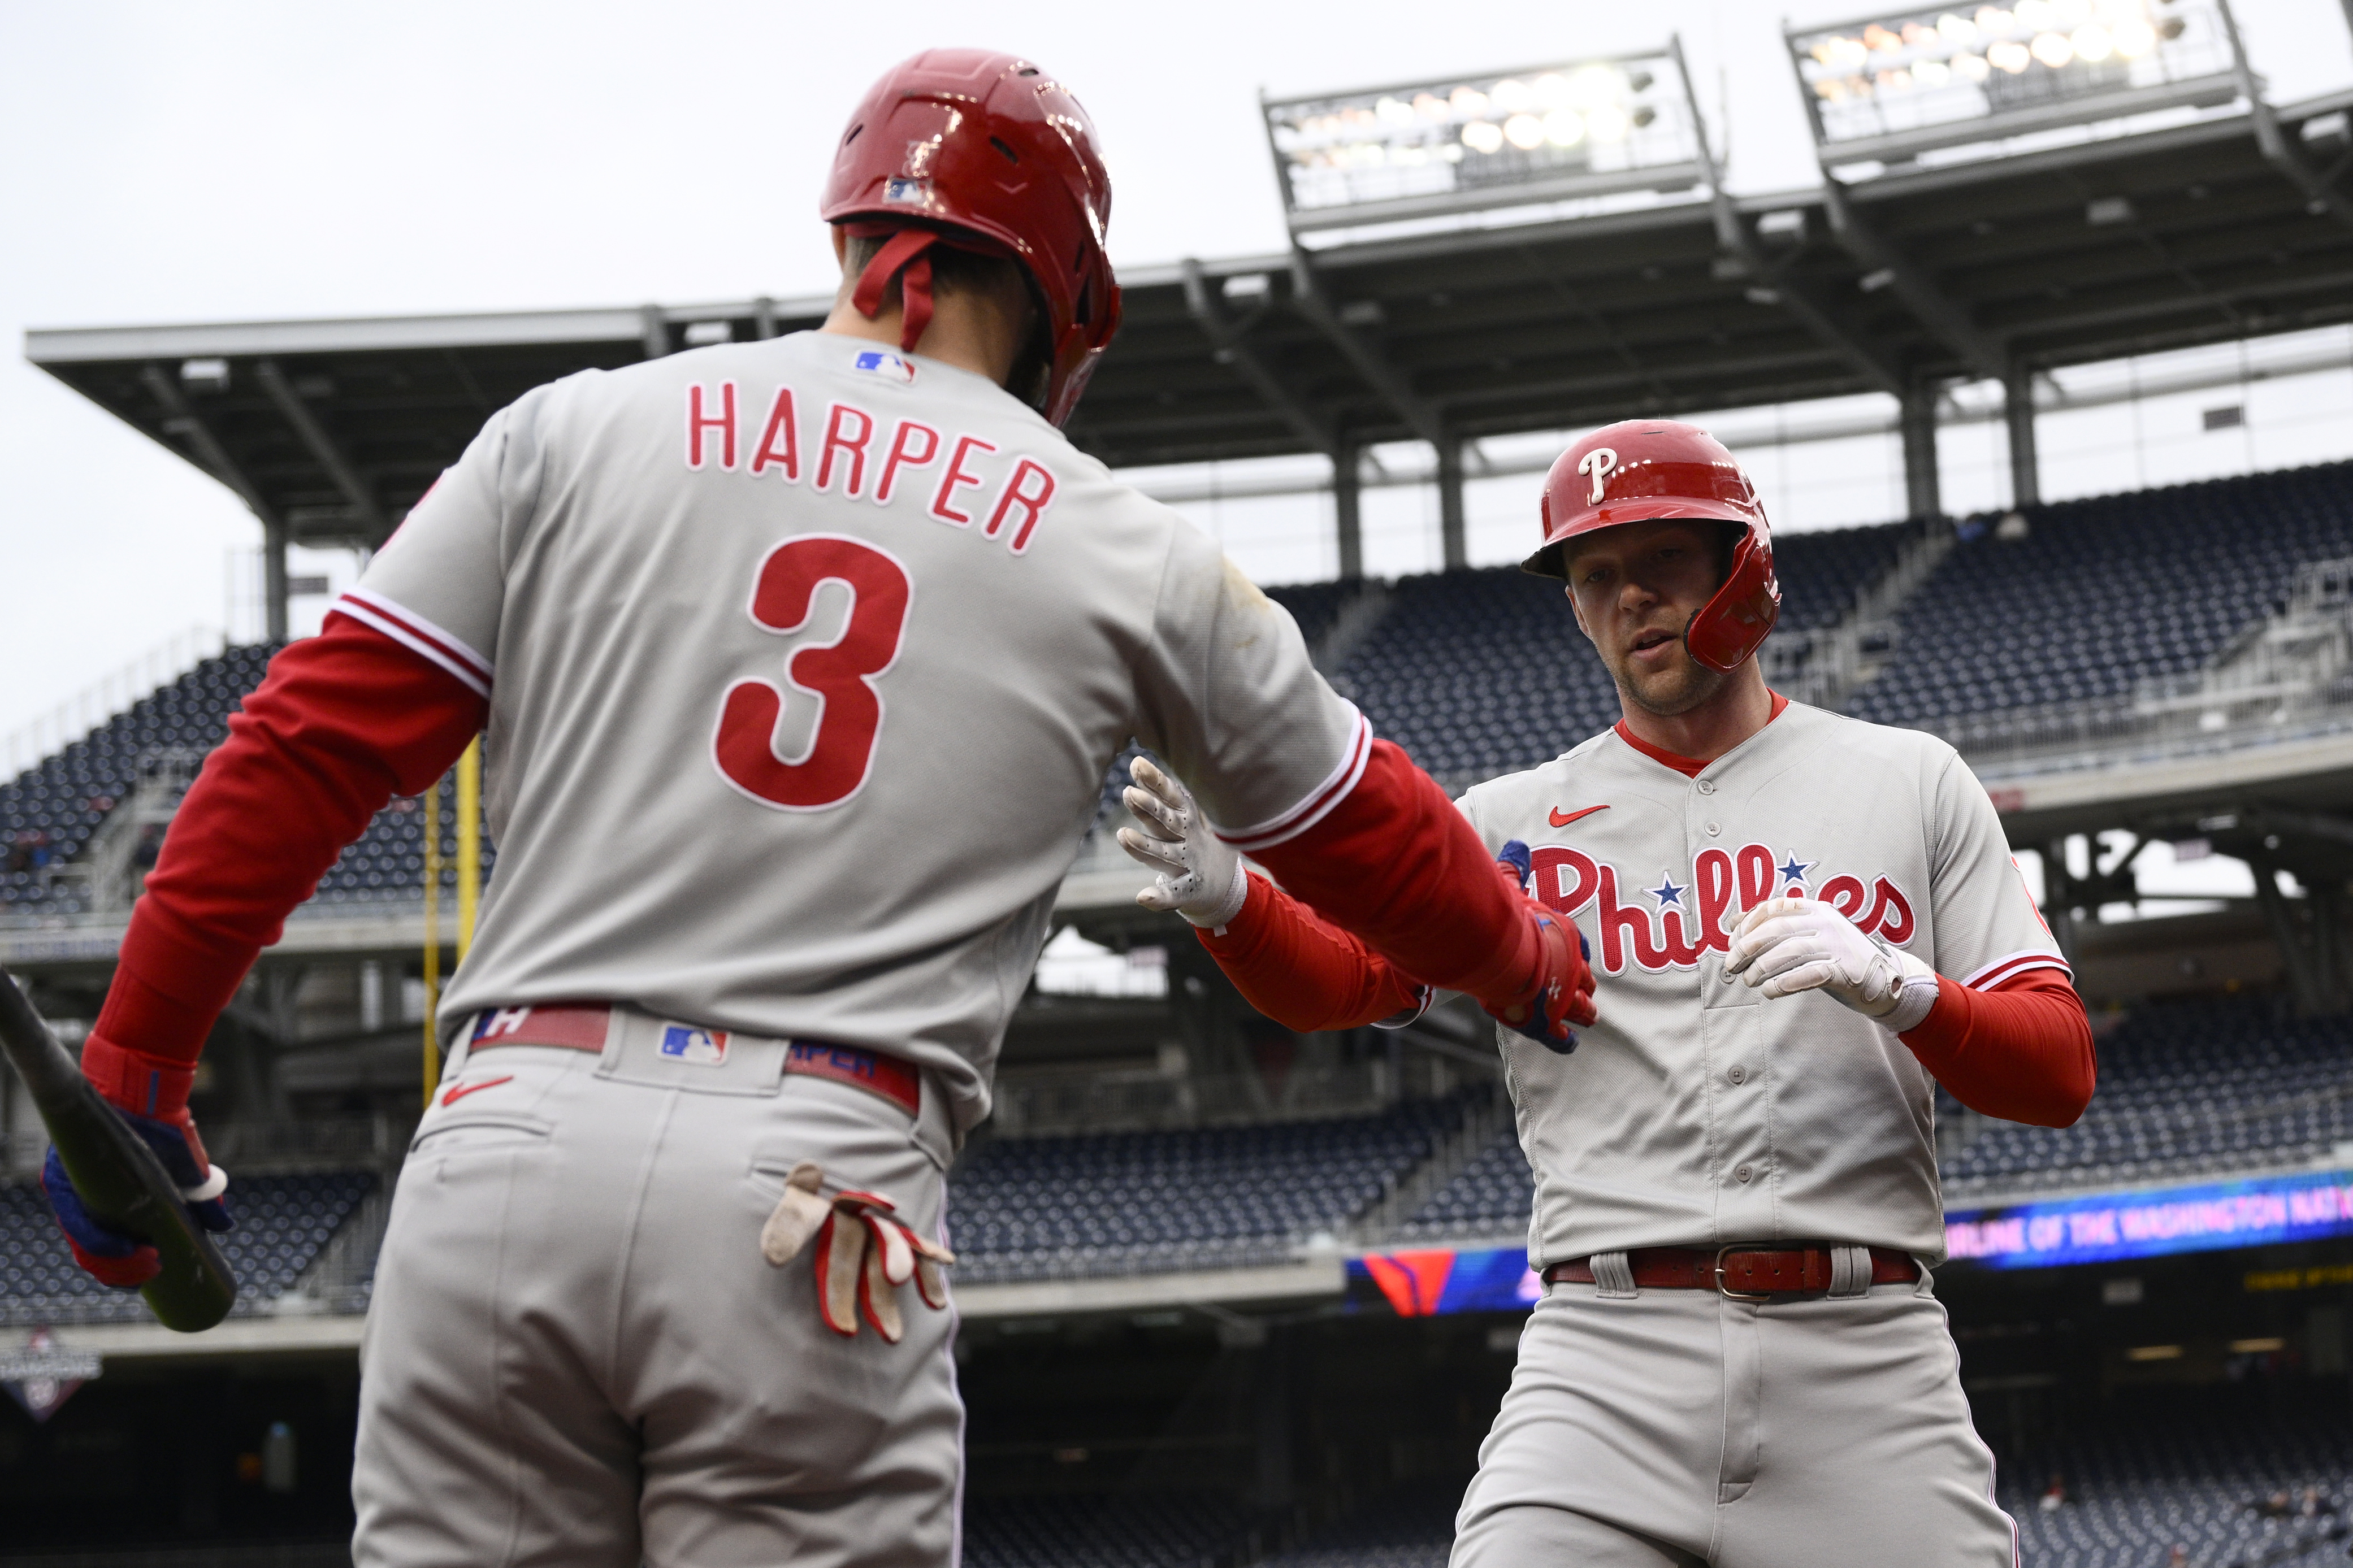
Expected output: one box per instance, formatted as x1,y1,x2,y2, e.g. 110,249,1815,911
1120,420,2096,1565
39,49,1592,1568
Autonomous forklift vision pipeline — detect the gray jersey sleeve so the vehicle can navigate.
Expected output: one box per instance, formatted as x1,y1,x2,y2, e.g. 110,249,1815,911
344,388,560,684
1924,750,2070,988
1130,521,1366,851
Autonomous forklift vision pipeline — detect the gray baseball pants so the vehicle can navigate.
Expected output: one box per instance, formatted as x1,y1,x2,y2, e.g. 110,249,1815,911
1453,1266,2017,1567
352,1015,963,1568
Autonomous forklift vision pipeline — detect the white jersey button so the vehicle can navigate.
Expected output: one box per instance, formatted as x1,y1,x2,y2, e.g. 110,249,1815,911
1735,1165,1753,1182
1728,1066,1745,1084
1706,822,1721,836
1697,779,1716,795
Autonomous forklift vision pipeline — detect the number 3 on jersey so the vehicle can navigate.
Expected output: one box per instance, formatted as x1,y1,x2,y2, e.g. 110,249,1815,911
712,534,911,810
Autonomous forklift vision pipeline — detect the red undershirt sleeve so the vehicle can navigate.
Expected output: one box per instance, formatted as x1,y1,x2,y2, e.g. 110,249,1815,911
1196,872,1424,1032
1240,738,1539,1004
1899,967,2095,1128
84,613,487,1109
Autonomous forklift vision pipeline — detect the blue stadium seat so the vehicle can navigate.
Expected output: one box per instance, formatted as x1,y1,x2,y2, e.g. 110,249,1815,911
0,642,494,913
1939,996,2353,1198
948,1093,1478,1283
0,1168,378,1327
1848,462,2353,727
963,1492,1255,1568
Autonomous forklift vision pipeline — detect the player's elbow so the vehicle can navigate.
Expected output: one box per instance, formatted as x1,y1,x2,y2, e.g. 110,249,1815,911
2021,1039,2098,1128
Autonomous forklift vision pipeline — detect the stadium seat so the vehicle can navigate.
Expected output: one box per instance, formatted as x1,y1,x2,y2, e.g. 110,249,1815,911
1847,461,2353,728
0,1168,378,1327
947,1093,1479,1283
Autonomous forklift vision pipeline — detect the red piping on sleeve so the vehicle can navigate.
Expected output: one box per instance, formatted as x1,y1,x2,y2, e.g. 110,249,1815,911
1245,737,1541,1004
1900,967,2095,1128
84,611,487,1114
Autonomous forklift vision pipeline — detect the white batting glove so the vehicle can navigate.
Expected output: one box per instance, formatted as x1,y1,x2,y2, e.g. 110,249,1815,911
1725,896,1940,1032
1116,757,1247,928
759,1163,954,1344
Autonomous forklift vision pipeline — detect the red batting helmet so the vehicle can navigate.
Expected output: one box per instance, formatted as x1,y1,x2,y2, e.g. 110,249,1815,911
820,49,1123,428
1523,419,1781,674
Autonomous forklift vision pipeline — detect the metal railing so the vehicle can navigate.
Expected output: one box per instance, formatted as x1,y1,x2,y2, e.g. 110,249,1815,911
1,627,228,781
1932,556,2353,777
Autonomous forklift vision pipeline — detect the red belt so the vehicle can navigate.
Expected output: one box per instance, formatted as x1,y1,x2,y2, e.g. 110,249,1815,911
1544,1245,1918,1301
463,1004,922,1117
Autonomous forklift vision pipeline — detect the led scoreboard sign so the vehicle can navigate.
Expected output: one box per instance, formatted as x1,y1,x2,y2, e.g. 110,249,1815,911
1350,1168,2353,1316
1944,1167,2353,1269
1261,45,1707,234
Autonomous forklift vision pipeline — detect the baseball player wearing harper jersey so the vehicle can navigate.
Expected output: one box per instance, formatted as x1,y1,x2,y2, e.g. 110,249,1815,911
1119,420,2097,1567
39,50,1592,1568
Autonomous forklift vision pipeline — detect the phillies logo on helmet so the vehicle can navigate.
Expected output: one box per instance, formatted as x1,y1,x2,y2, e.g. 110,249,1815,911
1525,841,1916,976
1577,446,1618,505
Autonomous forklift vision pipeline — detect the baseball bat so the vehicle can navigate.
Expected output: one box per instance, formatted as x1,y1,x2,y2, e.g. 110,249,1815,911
0,966,236,1332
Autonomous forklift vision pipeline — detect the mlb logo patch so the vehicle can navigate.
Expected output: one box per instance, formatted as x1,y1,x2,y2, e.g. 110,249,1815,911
852,349,916,384
659,1025,730,1066
883,176,929,205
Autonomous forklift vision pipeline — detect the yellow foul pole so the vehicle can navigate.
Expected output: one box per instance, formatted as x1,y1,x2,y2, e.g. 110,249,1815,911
421,776,443,1108
456,737,481,959
421,737,484,1109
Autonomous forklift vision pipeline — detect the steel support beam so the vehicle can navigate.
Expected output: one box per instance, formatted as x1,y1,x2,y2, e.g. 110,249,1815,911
1181,259,1340,459
2252,861,2334,1015
1333,444,1364,581
141,363,288,640
1436,435,1467,571
2218,0,2353,233
1286,252,1445,447
2004,361,2040,508
1899,382,1942,521
254,359,388,541
1680,38,1910,401
2040,839,2081,968
1820,181,2009,383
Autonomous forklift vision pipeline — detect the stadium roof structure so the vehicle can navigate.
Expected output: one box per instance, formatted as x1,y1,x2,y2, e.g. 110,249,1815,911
23,68,2353,630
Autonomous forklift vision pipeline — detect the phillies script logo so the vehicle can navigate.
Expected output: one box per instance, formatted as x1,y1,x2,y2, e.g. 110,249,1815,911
1528,842,1916,976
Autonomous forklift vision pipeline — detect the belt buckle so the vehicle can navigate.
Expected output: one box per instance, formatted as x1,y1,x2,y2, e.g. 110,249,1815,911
1713,1245,1778,1303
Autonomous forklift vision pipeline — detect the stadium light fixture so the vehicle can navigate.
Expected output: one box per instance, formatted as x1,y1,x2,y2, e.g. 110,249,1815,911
1261,42,1704,234
1785,0,2242,168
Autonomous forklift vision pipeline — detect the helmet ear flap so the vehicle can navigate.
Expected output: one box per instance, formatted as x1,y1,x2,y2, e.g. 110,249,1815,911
1684,528,1780,674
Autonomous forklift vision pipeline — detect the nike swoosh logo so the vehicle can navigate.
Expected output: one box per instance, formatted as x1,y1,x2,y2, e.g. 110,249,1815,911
440,1074,514,1108
1548,805,1610,828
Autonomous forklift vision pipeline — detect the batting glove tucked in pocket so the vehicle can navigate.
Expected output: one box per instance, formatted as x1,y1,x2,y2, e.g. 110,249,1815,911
759,1162,954,1343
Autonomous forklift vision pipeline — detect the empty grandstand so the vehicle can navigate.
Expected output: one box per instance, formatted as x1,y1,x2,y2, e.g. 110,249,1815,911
2004,1412,2353,1568
950,1094,1475,1283
1850,462,2353,733
962,1493,1261,1568
2,1171,376,1328
9,20,2353,1560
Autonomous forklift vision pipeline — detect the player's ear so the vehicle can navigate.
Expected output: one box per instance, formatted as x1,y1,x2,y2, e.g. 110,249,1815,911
1565,583,1595,644
829,224,849,272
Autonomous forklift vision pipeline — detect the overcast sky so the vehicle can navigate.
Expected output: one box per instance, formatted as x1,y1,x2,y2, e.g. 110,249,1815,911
4,0,2350,748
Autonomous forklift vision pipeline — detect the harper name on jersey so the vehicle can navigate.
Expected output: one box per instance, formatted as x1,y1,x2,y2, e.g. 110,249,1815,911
1526,839,1917,975
682,376,1061,554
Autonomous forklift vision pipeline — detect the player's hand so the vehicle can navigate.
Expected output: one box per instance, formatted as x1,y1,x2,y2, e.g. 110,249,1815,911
1117,757,1247,927
41,1104,233,1288
1726,896,1939,1031
1480,840,1597,1054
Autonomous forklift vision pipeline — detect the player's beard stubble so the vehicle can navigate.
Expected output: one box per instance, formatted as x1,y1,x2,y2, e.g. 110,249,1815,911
1604,610,1730,719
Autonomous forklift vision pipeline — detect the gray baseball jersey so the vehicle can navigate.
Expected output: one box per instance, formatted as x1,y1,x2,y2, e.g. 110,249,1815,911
1457,700,2066,1267
345,329,1364,1133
